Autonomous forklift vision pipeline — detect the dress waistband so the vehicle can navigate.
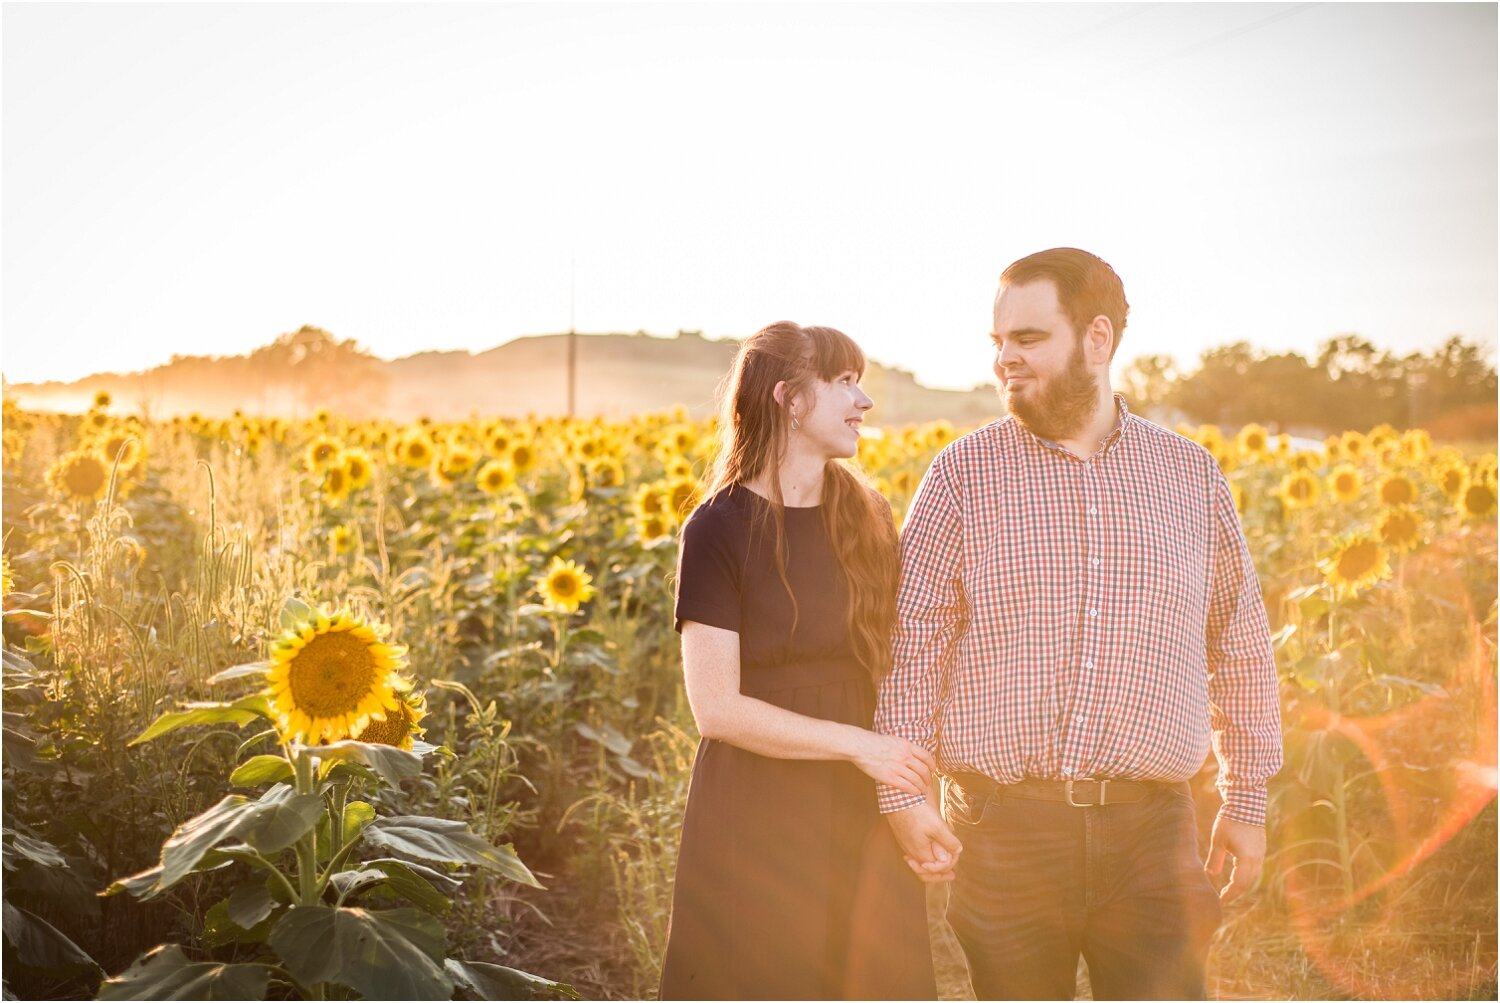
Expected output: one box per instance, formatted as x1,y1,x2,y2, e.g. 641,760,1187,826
739,658,870,696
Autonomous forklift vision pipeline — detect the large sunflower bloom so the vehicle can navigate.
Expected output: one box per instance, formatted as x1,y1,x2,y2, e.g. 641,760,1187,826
1323,535,1391,599
536,557,598,613
1434,463,1469,502
268,607,411,745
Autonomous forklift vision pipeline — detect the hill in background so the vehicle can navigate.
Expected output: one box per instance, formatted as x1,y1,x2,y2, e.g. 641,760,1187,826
2,329,1001,427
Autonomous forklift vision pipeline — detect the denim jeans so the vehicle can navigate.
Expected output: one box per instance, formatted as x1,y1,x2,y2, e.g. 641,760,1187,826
944,778,1222,1001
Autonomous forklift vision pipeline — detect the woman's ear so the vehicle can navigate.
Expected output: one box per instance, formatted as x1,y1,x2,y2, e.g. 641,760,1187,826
772,380,788,408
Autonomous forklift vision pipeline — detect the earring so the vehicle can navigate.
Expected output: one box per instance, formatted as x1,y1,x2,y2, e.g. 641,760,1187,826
791,412,801,431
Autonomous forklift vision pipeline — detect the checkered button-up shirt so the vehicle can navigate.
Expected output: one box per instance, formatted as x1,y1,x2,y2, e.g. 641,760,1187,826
875,396,1282,825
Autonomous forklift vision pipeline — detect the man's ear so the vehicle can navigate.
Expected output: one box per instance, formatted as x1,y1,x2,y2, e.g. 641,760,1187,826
1084,316,1114,365
772,380,789,407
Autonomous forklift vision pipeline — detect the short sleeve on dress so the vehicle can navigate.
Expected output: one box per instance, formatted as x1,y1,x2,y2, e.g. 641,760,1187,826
674,503,742,634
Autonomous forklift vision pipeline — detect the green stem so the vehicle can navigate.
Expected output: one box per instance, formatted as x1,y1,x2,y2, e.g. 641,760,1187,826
316,836,364,898
292,751,320,907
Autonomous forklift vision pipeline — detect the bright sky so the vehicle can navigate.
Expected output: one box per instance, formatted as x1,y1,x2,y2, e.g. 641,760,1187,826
2,3,1495,392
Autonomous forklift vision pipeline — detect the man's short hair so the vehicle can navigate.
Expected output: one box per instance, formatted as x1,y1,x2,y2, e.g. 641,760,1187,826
1000,248,1129,359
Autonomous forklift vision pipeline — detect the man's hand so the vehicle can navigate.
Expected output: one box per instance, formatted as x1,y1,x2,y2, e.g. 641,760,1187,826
1206,812,1266,902
885,801,962,884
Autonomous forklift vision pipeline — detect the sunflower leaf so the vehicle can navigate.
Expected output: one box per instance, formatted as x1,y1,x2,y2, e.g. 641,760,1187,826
269,905,451,1000
229,755,294,788
207,662,271,685
97,944,272,1001
362,817,543,888
238,786,326,855
128,695,271,747
312,740,423,789
356,859,457,914
446,958,581,1001
2,900,101,975
279,597,315,631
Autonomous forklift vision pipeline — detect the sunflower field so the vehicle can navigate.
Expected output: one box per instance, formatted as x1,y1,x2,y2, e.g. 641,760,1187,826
1,393,1495,1000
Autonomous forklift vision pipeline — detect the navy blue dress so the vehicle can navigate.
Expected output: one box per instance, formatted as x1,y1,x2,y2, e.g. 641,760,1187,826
659,486,935,1000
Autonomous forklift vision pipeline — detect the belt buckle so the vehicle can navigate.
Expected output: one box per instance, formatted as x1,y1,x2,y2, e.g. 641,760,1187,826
1065,778,1109,807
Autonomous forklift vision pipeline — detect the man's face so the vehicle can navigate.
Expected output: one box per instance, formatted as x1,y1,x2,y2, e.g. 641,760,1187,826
991,279,1099,441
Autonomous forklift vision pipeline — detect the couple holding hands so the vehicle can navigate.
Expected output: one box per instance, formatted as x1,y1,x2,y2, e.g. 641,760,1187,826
658,248,1282,1001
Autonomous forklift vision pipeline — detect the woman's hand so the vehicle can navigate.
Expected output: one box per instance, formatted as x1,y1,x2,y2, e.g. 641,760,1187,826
849,731,936,796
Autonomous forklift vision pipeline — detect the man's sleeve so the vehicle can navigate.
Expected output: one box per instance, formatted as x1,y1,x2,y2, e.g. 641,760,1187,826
1205,468,1283,826
874,453,967,813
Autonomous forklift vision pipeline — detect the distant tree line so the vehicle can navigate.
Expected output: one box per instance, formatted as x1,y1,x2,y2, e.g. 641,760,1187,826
1120,335,1496,438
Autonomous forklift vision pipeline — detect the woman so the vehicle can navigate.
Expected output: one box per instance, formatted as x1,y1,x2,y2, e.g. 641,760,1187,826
659,322,938,1000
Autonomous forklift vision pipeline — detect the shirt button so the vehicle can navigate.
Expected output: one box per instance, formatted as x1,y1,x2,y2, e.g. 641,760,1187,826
1085,660,1095,669
1087,506,1098,515
1088,608,1099,618
1091,558,1101,567
1073,714,1085,724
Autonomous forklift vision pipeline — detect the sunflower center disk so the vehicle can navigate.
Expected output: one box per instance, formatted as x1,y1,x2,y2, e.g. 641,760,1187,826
287,632,380,719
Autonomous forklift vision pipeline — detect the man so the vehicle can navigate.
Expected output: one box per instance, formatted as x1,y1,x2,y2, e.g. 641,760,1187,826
875,247,1282,1000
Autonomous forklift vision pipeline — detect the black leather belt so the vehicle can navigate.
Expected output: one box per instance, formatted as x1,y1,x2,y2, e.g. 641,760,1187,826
948,771,1163,807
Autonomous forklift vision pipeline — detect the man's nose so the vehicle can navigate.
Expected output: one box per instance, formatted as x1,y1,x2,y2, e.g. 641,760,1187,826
855,386,874,410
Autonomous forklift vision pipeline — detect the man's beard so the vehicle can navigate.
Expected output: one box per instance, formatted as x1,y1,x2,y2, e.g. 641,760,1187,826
1000,340,1100,441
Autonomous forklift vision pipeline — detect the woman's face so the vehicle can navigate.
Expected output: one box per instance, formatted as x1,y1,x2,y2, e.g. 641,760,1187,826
793,370,874,460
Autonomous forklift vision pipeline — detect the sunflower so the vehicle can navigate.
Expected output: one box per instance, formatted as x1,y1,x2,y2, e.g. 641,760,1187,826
1461,480,1497,520
1340,430,1368,463
1230,481,1247,515
1235,423,1269,459
636,511,671,542
1276,470,1319,510
1434,463,1470,501
1323,535,1391,598
432,445,476,488
353,693,427,750
510,440,539,476
1399,429,1432,465
588,458,626,489
667,477,701,520
305,435,343,471
633,483,666,518
1327,465,1363,504
476,460,515,496
486,429,513,458
340,448,374,491
536,557,598,613
323,464,351,504
330,524,355,555
1378,506,1423,553
926,421,956,450
93,390,111,408
93,430,145,475
267,606,410,745
665,455,694,481
1290,450,1322,471
47,449,109,501
1323,436,1344,464
396,431,435,468
1377,472,1418,508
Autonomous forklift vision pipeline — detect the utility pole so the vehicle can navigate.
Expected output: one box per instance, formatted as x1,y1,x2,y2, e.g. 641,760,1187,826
567,252,577,418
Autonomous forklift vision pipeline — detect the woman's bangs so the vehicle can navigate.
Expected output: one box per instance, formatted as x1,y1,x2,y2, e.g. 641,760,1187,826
806,326,865,381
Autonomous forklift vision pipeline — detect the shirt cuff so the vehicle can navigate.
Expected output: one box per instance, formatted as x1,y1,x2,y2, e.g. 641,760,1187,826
877,785,926,815
1218,781,1268,826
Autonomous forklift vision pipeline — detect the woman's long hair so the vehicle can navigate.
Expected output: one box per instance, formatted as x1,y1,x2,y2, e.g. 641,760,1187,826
697,321,901,683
